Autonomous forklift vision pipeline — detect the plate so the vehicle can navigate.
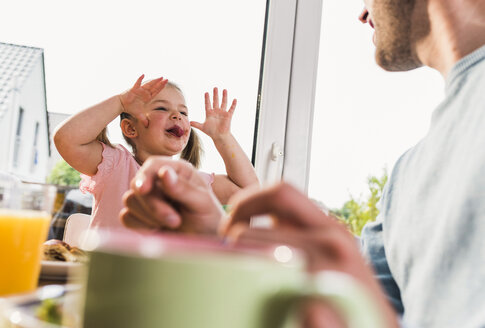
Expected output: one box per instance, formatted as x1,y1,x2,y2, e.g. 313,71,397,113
0,284,82,328
40,261,84,281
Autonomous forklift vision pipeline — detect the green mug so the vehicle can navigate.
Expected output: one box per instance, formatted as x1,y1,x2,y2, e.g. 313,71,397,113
82,231,384,328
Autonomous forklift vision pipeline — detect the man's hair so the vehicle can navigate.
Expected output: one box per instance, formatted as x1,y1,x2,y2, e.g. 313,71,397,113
96,81,203,168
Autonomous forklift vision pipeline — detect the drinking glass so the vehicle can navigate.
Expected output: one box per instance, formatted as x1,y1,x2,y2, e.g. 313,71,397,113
0,177,56,296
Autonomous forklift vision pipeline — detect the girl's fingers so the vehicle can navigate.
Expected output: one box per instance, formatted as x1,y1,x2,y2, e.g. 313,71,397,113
133,74,145,89
131,88,152,103
228,99,237,115
142,77,161,94
190,121,203,130
213,87,219,109
136,113,149,128
221,89,228,110
204,92,212,112
155,78,168,94
146,77,166,95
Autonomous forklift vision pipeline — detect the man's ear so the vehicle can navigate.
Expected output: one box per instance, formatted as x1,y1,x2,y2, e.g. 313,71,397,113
120,119,138,139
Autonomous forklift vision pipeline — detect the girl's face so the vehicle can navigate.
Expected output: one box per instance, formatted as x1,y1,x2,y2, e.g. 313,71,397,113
135,86,191,156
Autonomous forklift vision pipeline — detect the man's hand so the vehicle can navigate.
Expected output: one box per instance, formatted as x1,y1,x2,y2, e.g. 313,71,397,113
120,156,224,234
222,183,399,328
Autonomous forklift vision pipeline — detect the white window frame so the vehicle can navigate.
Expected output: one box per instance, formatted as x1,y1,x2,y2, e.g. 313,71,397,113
254,0,323,193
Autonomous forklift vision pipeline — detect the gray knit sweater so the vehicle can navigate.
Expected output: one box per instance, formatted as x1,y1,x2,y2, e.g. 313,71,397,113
361,44,485,328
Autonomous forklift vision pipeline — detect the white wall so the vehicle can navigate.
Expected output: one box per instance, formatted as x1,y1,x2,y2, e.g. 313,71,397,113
10,56,50,182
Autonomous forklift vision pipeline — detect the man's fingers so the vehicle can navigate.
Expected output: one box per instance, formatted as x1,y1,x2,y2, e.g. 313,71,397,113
226,183,332,233
131,156,176,194
227,225,307,249
156,165,210,211
122,190,162,228
132,157,210,211
119,205,160,230
120,208,157,230
124,157,223,234
226,226,330,272
227,225,357,274
161,158,197,182
301,300,348,328
132,157,197,195
122,189,182,229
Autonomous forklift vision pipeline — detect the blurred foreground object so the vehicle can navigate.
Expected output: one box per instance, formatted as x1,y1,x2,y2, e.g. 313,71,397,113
83,231,384,328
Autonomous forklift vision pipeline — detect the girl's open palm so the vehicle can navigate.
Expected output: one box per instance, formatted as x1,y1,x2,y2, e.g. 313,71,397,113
119,74,168,127
191,88,237,139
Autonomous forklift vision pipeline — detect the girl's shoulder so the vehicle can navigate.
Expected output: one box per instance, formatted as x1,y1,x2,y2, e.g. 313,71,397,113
101,142,136,164
103,142,131,155
79,143,137,194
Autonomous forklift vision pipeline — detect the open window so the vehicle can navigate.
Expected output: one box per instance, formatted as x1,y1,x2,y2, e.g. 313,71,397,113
257,0,444,211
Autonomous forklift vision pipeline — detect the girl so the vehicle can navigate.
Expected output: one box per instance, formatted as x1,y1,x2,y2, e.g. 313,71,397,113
54,75,258,232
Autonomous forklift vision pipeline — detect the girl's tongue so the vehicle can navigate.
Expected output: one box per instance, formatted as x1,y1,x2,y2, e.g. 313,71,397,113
166,125,184,137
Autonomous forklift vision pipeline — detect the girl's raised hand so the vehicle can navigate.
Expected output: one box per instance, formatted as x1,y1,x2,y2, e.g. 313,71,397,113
119,75,168,127
190,88,237,139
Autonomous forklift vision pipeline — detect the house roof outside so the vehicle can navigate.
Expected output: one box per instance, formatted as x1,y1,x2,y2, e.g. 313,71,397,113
0,42,44,116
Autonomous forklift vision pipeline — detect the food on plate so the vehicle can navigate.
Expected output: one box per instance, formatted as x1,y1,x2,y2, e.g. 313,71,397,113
36,298,63,325
34,286,82,327
42,239,87,263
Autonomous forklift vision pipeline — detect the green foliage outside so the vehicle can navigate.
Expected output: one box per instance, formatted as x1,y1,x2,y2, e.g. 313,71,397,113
332,169,388,236
46,160,81,187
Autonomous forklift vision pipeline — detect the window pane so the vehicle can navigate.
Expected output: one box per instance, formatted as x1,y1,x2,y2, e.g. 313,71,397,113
308,0,444,209
1,0,266,174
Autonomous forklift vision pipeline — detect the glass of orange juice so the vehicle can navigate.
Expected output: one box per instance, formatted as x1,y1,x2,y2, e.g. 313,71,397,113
0,177,56,297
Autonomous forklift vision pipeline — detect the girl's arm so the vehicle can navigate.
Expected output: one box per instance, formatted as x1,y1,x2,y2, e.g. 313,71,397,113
53,96,123,176
54,75,167,176
191,88,259,203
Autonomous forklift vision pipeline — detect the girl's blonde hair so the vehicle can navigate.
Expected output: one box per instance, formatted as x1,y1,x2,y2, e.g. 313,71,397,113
95,82,203,168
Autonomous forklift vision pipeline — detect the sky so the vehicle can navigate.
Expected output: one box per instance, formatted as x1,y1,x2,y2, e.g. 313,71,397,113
2,0,446,209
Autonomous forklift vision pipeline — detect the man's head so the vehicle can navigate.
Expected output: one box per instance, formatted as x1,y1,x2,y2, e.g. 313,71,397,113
361,0,430,72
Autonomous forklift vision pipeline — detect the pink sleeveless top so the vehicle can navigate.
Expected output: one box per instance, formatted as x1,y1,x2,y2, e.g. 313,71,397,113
80,143,214,232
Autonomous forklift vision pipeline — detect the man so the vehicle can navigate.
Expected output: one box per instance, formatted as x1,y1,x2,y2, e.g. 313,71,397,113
121,0,485,326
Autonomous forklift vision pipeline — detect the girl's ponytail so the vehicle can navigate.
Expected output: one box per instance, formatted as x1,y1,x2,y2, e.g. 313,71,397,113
181,128,203,168
96,127,114,148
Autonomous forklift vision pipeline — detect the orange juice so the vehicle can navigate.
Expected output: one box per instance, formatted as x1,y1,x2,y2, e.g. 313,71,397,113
0,209,51,296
